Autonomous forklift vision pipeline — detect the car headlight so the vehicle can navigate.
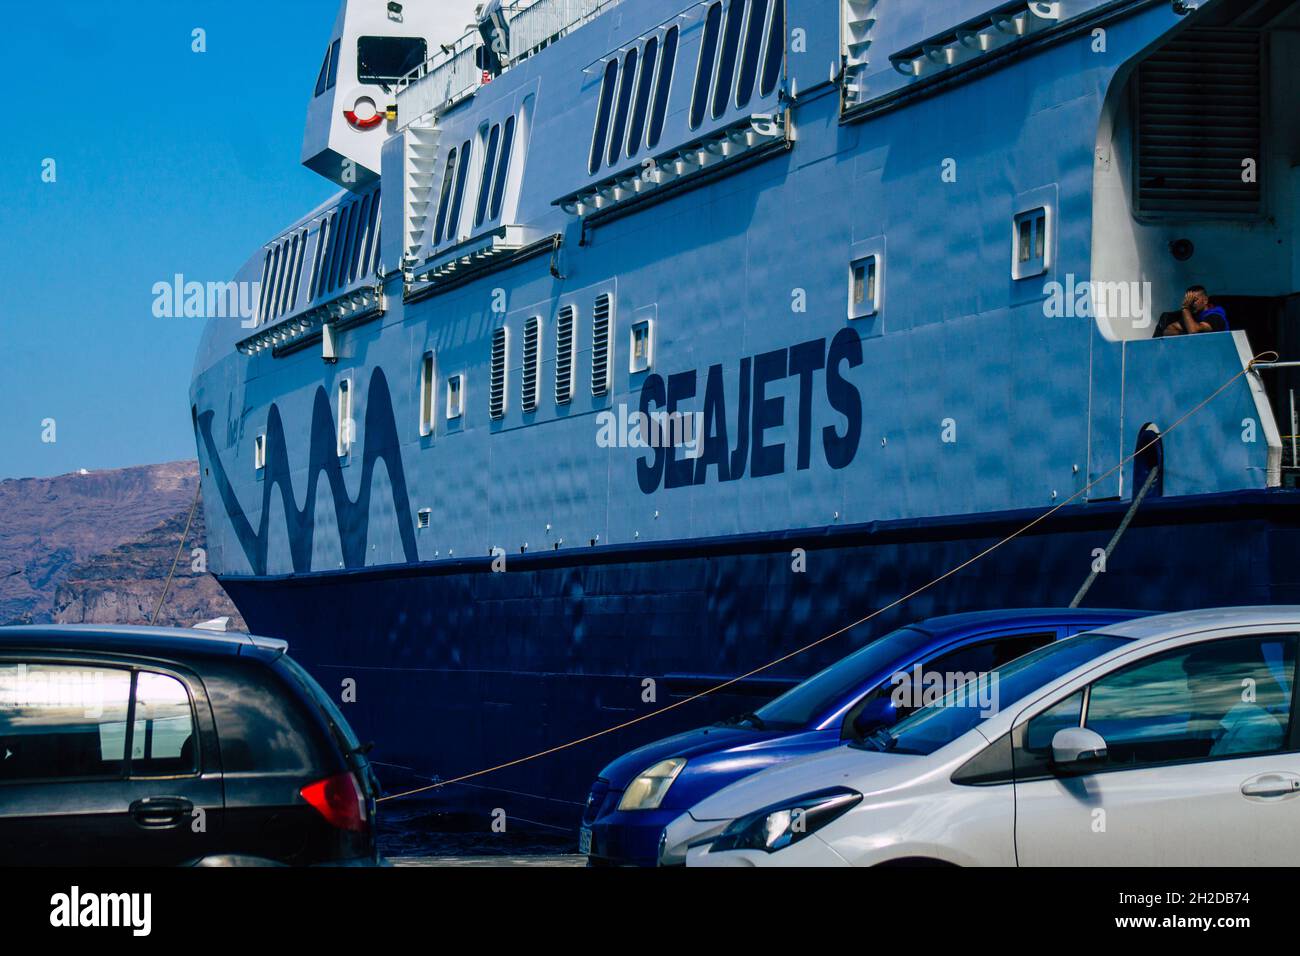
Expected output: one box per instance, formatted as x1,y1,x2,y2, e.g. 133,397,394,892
709,788,862,854
618,758,687,811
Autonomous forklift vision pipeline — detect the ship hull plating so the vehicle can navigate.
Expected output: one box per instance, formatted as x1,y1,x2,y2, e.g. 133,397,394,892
221,489,1300,827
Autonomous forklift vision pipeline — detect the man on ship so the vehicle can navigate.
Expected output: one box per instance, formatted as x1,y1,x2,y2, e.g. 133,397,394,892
1156,285,1229,337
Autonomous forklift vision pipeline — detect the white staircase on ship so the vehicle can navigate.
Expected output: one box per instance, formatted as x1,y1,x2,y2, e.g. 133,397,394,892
842,0,878,108
403,117,443,273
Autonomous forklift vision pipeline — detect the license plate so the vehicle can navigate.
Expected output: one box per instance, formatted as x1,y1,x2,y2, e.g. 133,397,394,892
578,827,592,856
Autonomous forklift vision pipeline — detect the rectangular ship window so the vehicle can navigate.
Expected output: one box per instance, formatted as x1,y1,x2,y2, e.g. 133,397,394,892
417,509,432,530
1012,207,1050,280
446,375,464,420
849,255,879,320
254,434,266,472
337,378,352,458
630,319,653,373
419,351,435,437
357,36,427,86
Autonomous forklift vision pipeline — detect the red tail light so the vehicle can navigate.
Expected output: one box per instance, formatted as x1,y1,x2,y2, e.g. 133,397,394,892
300,772,368,832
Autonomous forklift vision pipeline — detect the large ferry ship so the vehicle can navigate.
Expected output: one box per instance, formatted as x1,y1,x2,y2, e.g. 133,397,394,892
191,0,1300,825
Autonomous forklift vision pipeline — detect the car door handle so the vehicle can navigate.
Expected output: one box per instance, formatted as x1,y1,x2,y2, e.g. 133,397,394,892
129,796,194,829
1240,773,1300,800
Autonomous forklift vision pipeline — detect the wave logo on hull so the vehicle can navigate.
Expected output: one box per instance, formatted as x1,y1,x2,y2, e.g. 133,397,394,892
196,368,419,577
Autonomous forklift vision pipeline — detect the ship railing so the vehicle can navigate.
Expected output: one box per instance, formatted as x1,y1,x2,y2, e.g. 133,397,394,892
505,0,626,64
395,0,627,124
394,34,484,122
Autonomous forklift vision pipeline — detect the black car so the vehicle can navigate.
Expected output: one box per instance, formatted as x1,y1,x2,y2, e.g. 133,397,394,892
0,624,381,866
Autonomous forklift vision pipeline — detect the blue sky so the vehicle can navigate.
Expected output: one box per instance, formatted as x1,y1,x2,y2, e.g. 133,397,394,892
0,1,339,479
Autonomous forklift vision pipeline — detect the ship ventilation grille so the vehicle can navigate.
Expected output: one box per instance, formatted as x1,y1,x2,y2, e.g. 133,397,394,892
555,305,576,405
404,120,443,263
841,0,878,109
591,294,613,397
490,326,509,421
1136,29,1263,218
522,316,541,413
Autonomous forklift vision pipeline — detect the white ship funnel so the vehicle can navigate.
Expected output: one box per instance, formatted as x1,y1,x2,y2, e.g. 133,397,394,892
302,0,484,189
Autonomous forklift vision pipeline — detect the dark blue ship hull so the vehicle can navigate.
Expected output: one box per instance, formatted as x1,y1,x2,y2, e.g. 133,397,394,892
220,488,1300,830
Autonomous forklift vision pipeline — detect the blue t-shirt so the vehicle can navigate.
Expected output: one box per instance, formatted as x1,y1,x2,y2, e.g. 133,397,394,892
1198,305,1229,332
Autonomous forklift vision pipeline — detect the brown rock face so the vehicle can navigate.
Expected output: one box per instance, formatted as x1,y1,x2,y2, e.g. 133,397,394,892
0,461,245,630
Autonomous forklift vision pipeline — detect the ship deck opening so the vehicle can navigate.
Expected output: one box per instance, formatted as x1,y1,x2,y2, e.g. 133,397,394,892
1092,0,1300,455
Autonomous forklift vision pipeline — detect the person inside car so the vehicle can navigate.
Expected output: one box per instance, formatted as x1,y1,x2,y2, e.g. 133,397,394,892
1182,645,1285,757
1156,285,1229,337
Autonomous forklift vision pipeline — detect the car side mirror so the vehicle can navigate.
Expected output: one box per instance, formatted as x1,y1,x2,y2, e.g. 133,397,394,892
1051,727,1108,774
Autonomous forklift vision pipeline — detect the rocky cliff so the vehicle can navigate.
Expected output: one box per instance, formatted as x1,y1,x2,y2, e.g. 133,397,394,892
0,461,244,629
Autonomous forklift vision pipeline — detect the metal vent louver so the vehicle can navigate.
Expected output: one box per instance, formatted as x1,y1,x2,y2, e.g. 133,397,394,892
490,326,509,420
591,294,612,396
522,316,541,413
1136,29,1262,217
555,305,576,405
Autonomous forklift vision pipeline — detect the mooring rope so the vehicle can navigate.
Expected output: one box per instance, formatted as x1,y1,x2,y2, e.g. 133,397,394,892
380,352,1277,803
149,478,202,626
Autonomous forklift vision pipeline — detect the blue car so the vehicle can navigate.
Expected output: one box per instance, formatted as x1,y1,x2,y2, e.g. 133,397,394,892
581,607,1150,866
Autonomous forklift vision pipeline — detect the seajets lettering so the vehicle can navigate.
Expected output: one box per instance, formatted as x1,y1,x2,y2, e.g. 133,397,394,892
636,328,863,494
50,886,152,937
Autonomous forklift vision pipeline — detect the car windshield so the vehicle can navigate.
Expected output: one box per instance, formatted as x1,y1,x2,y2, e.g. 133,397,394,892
751,626,934,729
854,633,1130,756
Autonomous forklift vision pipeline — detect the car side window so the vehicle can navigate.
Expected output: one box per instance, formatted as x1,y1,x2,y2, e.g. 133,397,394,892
0,663,132,782
1082,634,1296,769
130,671,197,777
851,631,1058,733
1014,691,1085,779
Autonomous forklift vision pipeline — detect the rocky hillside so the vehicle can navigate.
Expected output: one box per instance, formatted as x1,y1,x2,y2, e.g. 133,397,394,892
0,461,244,629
